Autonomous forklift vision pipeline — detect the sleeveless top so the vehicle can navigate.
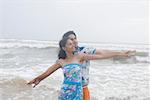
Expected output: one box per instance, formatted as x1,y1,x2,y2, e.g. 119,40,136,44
58,63,83,100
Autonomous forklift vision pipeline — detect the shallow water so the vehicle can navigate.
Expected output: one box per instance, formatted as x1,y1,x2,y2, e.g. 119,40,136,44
0,39,149,100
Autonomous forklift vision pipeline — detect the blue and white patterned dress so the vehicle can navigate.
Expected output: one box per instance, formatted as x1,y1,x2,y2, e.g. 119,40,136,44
58,63,83,100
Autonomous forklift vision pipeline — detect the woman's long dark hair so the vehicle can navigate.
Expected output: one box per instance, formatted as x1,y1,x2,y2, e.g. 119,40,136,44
58,37,69,59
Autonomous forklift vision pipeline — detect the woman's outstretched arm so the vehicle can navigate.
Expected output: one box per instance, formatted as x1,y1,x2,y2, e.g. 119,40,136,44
95,49,135,55
27,62,62,88
80,50,135,61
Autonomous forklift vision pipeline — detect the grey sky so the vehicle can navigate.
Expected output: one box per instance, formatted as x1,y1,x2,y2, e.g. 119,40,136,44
1,0,149,44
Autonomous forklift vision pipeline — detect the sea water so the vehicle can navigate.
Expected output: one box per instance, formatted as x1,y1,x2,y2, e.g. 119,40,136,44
0,39,149,100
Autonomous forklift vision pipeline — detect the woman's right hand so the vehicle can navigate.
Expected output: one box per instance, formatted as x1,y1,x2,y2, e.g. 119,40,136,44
120,50,136,57
27,78,41,88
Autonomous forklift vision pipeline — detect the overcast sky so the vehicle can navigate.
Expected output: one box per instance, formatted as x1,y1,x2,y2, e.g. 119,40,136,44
0,0,149,44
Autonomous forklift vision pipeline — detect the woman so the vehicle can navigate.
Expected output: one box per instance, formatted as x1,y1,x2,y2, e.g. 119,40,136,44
27,37,134,100
62,31,136,100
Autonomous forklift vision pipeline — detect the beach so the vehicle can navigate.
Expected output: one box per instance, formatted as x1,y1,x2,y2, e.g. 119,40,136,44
0,39,149,100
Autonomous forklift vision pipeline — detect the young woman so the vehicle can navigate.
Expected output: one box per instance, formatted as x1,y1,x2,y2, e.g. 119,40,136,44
62,31,136,100
27,37,135,100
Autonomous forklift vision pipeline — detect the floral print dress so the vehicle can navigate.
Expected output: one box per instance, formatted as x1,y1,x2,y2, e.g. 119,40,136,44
58,63,83,100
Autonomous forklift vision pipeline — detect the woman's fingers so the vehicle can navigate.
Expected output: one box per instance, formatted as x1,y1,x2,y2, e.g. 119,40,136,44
126,50,136,57
27,81,33,85
33,84,37,88
27,79,40,88
125,50,130,54
32,81,40,88
27,79,36,85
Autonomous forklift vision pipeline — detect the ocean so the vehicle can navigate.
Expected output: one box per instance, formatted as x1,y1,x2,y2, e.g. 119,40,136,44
0,39,149,100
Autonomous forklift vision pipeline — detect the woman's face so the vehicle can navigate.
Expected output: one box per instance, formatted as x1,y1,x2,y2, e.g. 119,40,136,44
64,39,76,53
68,34,78,48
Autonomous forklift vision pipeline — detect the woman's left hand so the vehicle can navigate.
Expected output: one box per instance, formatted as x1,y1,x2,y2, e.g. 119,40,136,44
120,50,136,57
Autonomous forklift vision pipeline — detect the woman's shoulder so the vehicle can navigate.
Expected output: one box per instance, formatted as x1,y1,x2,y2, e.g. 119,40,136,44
56,59,65,67
75,52,87,61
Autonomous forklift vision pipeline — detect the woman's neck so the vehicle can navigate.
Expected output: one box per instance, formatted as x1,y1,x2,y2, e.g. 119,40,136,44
66,52,74,59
